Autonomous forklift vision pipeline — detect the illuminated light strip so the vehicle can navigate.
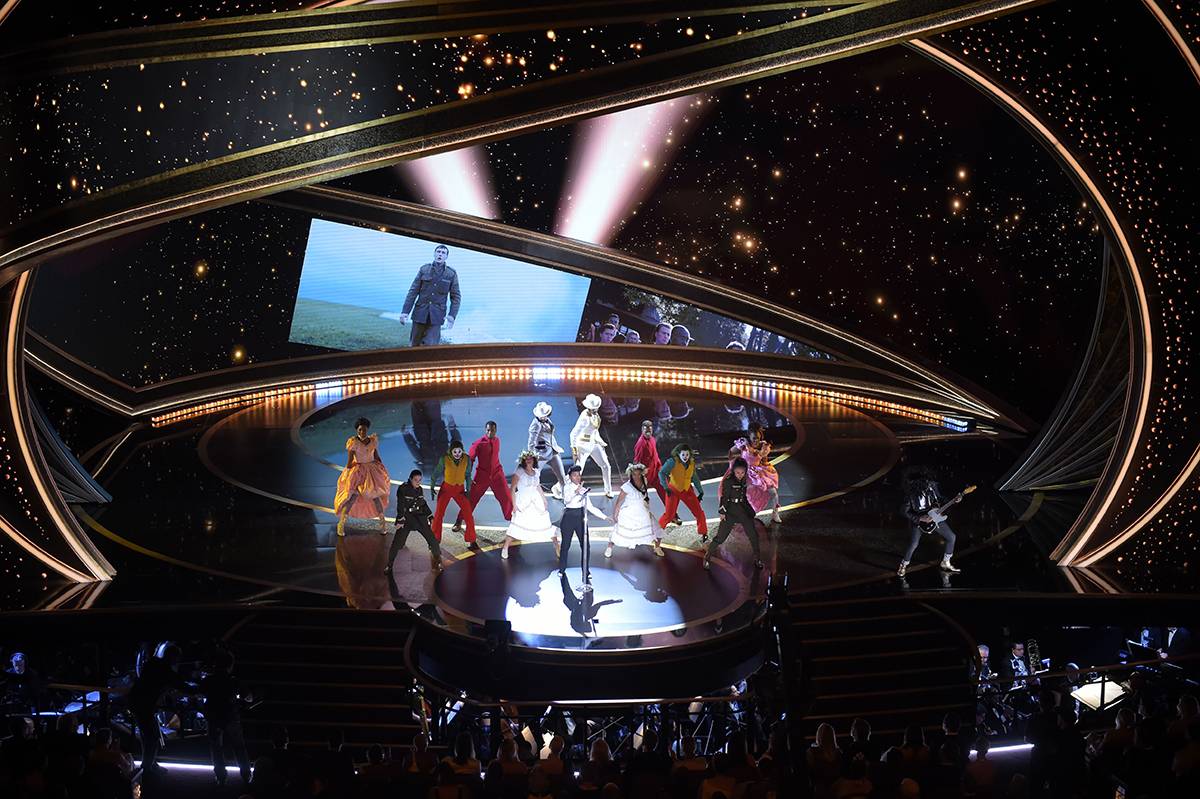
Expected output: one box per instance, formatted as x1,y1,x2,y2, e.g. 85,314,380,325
909,40,1154,568
1144,1,1200,85
4,273,112,582
969,743,1032,756
151,364,965,429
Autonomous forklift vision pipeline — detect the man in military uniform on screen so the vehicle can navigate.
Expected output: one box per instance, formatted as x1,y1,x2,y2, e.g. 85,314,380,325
399,244,462,346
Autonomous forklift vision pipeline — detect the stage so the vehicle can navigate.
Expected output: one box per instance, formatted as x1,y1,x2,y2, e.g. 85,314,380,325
58,372,1052,638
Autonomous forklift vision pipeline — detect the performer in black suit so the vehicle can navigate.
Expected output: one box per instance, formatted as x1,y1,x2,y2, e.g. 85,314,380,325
388,469,442,572
558,465,607,583
897,469,960,577
704,457,763,571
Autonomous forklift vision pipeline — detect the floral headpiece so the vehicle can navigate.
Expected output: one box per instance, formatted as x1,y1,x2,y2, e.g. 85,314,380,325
516,449,539,467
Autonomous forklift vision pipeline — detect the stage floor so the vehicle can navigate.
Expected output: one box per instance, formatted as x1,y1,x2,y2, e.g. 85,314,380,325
60,375,1058,627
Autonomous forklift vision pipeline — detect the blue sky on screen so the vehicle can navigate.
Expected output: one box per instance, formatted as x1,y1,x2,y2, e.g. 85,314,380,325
295,219,592,344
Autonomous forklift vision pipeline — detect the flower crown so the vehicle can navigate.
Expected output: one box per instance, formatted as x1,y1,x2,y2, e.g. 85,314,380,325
625,462,648,478
516,449,539,467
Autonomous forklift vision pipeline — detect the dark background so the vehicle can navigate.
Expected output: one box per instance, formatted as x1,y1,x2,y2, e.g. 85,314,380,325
27,45,1101,424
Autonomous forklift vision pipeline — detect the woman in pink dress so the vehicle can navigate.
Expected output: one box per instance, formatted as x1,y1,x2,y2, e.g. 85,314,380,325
727,422,782,523
334,417,391,536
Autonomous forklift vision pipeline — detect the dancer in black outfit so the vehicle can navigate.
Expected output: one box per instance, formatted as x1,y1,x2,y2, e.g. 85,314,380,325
558,465,608,582
704,458,764,571
388,469,442,573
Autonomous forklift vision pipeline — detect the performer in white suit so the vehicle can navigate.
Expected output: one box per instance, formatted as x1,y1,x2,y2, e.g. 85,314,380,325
527,401,566,499
570,394,614,498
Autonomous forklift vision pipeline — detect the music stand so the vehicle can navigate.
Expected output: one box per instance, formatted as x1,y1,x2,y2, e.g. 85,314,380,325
1126,640,1161,662
1071,679,1127,711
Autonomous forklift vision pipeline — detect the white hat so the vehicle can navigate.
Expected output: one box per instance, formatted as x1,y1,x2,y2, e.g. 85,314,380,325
582,393,602,410
533,401,553,419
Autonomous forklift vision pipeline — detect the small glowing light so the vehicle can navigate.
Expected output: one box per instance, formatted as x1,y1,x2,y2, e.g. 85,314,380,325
876,296,884,305
957,168,967,180
546,30,556,40
457,83,474,98
231,347,246,364
951,198,962,210
194,260,208,277
299,78,307,88
685,27,694,36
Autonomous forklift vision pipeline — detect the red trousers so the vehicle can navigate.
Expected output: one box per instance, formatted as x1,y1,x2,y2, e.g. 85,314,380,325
433,483,476,542
646,473,667,505
659,487,708,535
455,469,513,522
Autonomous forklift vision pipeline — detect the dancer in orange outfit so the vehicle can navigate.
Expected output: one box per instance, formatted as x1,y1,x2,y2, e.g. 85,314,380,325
334,417,391,536
431,440,476,544
657,443,708,538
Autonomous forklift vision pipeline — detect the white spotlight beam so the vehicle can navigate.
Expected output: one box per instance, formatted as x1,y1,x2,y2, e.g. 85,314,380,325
396,146,498,220
556,95,705,245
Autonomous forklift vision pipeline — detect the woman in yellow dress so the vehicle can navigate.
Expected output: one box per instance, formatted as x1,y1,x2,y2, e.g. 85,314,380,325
334,417,391,536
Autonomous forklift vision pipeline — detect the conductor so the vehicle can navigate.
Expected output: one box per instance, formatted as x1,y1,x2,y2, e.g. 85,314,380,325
399,244,462,346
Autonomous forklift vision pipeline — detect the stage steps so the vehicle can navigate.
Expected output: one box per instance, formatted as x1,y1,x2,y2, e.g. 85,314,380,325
225,609,422,755
791,598,976,742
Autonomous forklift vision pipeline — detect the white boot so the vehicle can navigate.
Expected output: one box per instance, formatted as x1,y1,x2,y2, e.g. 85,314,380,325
897,560,908,577
940,557,961,573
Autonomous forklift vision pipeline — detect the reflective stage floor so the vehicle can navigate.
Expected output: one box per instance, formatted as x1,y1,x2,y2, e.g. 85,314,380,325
46,374,1080,629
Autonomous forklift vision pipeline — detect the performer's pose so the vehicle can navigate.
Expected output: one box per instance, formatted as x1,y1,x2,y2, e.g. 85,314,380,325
704,458,763,571
431,440,476,545
559,465,607,579
528,402,567,499
399,244,461,346
606,464,665,558
657,444,708,538
453,421,512,534
633,420,666,505
897,469,962,577
728,422,783,523
570,394,614,497
388,470,442,572
502,451,559,559
334,417,391,536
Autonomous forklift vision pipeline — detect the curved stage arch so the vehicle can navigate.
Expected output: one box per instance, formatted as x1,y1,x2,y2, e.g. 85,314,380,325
0,1,1197,586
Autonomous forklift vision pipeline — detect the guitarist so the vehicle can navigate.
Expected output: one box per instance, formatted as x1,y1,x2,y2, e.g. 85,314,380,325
897,468,964,577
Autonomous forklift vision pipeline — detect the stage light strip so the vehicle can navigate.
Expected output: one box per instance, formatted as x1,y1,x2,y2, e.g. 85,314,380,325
909,40,1154,568
1143,1,1200,86
149,364,967,429
2,274,108,582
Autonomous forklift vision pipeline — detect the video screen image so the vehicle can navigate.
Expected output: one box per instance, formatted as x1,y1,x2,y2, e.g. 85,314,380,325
288,218,831,359
289,219,593,349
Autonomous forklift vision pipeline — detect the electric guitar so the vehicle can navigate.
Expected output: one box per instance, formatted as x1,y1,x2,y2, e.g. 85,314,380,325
918,485,976,533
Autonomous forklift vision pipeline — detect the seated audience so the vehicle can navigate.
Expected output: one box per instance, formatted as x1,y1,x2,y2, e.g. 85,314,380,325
831,756,873,799
404,733,438,775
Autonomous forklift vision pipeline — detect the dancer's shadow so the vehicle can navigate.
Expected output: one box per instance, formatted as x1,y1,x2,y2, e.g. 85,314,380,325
618,561,669,604
560,573,622,635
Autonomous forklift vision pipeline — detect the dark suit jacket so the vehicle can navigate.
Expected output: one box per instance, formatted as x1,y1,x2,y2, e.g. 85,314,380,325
403,262,461,326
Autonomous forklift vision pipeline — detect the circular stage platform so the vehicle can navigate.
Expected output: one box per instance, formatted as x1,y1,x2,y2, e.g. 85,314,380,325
432,541,754,650
80,376,906,640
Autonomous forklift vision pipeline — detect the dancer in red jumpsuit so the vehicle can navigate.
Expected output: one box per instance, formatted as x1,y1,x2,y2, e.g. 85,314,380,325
452,421,512,542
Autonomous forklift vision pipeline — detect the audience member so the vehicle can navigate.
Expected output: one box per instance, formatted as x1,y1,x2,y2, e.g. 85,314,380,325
404,733,438,775
1168,694,1198,747
250,725,294,798
963,737,996,799
623,728,672,798
844,717,880,766
672,737,708,773
699,753,738,799
86,727,134,779
579,739,620,793
831,756,873,799
807,722,843,798
430,760,468,799
441,732,481,776
540,734,567,779
898,724,932,783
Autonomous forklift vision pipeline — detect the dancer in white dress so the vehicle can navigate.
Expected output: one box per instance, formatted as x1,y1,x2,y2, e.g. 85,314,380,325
605,463,665,559
502,450,559,560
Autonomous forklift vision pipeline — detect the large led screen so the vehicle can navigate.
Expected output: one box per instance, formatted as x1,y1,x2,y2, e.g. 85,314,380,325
288,218,831,359
289,219,592,349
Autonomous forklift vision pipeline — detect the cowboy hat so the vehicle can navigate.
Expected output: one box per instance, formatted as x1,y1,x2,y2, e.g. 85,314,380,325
582,393,602,410
533,401,553,419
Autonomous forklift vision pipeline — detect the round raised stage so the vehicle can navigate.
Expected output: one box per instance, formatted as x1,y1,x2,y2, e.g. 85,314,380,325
80,375,903,653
